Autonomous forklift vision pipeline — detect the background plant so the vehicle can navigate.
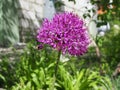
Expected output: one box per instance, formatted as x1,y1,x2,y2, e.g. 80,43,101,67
0,40,113,90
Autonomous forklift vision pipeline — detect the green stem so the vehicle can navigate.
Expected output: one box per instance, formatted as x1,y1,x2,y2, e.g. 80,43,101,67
54,50,61,77
51,51,61,90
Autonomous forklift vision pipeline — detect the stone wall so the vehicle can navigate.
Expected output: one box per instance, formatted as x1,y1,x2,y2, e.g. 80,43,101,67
18,0,97,42
18,0,44,42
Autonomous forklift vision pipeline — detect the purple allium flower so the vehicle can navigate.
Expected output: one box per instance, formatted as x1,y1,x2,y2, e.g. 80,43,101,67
37,44,44,50
37,12,90,56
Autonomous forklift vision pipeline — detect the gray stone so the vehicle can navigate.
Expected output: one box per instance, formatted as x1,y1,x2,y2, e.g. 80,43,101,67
88,20,97,39
29,0,35,3
27,11,36,20
13,42,26,49
20,19,29,28
29,22,35,30
29,3,35,12
22,10,31,19
43,0,56,20
19,0,29,10
35,0,43,5
36,12,43,20
34,4,43,13
33,20,40,28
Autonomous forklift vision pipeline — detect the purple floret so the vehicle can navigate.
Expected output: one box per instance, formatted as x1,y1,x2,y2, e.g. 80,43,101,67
37,12,90,56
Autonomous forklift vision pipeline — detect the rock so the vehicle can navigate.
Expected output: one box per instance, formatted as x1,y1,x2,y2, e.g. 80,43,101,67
113,63,120,78
13,42,26,49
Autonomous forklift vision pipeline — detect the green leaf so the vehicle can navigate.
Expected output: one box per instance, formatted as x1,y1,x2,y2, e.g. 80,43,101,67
0,74,6,82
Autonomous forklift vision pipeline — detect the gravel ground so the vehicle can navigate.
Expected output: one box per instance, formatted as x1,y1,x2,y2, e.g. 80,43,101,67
0,43,26,61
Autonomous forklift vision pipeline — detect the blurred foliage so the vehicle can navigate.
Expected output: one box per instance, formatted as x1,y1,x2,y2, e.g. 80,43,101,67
58,65,112,90
65,0,120,22
90,0,120,21
0,41,112,90
99,20,120,69
0,0,19,47
0,58,19,88
113,76,120,90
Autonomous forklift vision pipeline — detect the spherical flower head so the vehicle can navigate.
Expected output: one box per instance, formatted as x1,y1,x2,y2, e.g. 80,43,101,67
37,12,90,56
